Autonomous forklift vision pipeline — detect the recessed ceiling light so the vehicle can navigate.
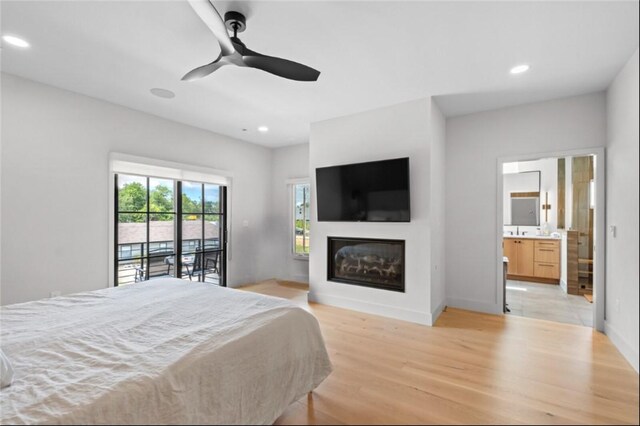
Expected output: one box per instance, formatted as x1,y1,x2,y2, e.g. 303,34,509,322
150,88,175,99
257,126,269,133
510,64,530,75
2,35,30,48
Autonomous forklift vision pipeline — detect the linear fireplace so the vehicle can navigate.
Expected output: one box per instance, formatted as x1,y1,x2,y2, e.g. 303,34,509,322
327,237,405,292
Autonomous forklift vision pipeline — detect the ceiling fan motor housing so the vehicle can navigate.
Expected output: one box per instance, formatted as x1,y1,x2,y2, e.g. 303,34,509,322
225,11,246,33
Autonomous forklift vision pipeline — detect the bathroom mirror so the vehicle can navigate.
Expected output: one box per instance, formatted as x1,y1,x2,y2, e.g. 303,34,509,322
511,197,540,225
503,170,541,226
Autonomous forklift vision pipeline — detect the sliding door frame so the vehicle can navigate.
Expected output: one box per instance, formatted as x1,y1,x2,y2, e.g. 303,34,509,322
108,154,233,289
112,173,228,287
175,181,183,279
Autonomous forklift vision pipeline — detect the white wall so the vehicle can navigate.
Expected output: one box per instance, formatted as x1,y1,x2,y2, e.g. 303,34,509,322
605,49,639,373
0,73,2,303
309,99,436,325
268,143,310,283
445,93,606,314
429,99,446,318
0,73,274,304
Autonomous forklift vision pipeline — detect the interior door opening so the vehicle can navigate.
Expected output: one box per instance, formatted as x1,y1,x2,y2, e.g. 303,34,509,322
498,151,603,329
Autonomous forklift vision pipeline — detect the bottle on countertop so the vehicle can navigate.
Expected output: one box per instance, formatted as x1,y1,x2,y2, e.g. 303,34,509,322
542,222,551,236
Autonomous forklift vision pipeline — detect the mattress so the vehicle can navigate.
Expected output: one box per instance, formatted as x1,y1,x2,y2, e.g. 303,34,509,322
0,279,332,425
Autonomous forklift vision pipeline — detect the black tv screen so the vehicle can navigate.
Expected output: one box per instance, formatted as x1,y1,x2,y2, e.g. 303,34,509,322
316,157,410,222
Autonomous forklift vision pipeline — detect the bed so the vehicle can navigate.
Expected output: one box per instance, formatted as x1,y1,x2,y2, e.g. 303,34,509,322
0,279,332,425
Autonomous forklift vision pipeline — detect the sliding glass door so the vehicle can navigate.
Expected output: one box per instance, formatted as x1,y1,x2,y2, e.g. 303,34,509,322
114,174,227,286
180,181,226,284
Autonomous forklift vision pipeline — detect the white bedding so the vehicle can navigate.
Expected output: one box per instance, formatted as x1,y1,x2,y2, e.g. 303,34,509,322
0,279,332,425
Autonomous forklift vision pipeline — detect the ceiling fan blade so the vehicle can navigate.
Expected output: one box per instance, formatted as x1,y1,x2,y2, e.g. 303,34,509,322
243,51,320,82
182,55,227,81
187,0,235,56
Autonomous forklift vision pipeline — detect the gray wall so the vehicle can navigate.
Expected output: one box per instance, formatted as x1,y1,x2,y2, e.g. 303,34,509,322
605,49,639,373
268,144,310,283
1,73,274,304
445,92,606,313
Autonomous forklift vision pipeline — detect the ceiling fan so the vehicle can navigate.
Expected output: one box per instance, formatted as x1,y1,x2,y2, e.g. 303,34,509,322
182,0,320,82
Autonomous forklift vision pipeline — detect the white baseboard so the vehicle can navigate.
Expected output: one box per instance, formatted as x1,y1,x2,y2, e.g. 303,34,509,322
429,300,446,325
446,297,503,316
290,274,309,284
605,321,639,374
560,278,567,293
308,291,433,325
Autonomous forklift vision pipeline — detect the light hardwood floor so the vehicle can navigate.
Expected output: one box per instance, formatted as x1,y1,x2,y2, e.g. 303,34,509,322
240,280,639,425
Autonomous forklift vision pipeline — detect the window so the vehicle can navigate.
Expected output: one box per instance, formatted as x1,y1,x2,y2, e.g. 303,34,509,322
292,182,311,257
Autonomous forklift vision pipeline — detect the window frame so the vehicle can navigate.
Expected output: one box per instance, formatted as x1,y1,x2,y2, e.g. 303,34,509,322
289,178,311,260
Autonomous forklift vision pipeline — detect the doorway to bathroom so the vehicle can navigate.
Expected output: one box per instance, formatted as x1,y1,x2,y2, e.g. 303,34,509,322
497,148,605,330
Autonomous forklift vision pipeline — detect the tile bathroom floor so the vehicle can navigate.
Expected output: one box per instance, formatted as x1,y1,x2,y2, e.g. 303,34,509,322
506,280,593,327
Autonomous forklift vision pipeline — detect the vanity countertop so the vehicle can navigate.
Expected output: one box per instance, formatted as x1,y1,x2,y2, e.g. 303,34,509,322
503,234,561,240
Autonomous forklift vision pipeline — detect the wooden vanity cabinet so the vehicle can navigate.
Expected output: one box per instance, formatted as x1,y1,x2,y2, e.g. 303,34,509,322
503,238,560,283
503,239,519,275
503,239,535,277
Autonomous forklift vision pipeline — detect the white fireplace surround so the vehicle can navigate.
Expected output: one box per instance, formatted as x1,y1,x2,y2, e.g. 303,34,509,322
308,98,447,326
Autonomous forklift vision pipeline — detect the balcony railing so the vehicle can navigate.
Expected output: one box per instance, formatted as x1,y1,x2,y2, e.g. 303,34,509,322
116,239,221,286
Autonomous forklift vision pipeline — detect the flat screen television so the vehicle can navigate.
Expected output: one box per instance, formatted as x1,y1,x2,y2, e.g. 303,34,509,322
316,157,410,222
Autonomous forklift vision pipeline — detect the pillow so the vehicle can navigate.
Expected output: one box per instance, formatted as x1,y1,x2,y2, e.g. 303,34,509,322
0,349,14,388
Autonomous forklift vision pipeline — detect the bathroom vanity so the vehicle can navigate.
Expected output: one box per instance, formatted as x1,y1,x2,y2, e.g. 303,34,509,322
503,236,561,283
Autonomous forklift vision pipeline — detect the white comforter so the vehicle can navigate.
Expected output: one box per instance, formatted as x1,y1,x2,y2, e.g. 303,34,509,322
0,279,332,425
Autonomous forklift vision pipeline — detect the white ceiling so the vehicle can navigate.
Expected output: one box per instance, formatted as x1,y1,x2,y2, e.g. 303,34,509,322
1,1,638,147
